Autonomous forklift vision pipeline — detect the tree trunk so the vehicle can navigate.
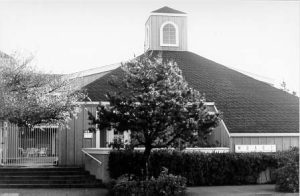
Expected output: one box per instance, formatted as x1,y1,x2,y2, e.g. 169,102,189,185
143,145,152,180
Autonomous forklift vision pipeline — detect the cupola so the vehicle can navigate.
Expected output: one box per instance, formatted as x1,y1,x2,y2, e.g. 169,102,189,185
144,6,188,52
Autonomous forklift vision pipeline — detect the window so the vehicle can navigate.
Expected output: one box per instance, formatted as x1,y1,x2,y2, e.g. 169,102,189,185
160,21,178,46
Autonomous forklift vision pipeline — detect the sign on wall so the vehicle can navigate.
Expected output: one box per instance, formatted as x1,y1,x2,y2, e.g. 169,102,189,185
235,145,276,153
184,147,230,153
84,132,93,139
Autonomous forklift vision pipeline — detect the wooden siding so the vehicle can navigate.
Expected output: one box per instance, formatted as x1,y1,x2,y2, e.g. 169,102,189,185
58,104,98,166
148,15,187,51
144,17,151,51
230,136,299,152
207,120,230,147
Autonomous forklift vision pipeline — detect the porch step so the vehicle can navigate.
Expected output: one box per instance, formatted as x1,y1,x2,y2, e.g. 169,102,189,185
0,167,103,188
0,184,103,188
0,170,90,175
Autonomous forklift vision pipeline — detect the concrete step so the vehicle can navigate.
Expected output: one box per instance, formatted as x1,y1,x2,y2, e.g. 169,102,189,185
0,179,102,184
0,167,103,188
0,170,90,175
0,175,95,180
0,183,103,188
0,167,82,171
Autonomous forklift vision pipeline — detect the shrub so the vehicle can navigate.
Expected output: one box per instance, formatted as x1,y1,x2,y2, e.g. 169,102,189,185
274,161,299,193
109,150,145,179
109,150,276,186
110,170,186,196
275,147,299,168
274,147,299,193
109,148,299,186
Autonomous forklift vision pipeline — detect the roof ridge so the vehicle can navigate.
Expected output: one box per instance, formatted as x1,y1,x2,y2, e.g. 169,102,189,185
151,6,186,14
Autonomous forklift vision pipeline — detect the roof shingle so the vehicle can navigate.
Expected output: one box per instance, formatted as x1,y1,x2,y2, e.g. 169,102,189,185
83,51,299,134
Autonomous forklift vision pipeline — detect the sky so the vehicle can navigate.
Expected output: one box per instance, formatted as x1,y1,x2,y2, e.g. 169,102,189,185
0,0,299,93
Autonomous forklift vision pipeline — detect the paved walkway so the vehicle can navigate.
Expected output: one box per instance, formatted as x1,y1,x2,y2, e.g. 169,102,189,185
0,185,298,196
186,185,298,196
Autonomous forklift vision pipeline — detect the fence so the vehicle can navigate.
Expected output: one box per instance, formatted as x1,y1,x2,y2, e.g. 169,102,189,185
0,121,58,166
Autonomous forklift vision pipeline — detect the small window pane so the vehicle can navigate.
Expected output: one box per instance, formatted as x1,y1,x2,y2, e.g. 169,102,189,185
162,23,177,45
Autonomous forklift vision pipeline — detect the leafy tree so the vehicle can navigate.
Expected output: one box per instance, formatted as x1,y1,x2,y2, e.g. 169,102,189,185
280,81,289,92
89,53,220,178
0,53,85,127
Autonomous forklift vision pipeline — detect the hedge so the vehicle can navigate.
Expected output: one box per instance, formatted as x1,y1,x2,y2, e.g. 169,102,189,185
109,148,299,186
110,172,187,196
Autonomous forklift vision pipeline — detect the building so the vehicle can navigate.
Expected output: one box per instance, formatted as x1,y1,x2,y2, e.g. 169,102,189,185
0,7,299,167
79,5,299,151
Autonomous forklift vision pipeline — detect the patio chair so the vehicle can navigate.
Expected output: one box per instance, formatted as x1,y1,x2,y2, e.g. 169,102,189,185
27,148,39,157
18,147,27,157
39,148,47,157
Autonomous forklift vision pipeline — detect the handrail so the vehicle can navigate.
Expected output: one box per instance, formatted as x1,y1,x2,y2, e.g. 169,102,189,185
82,149,102,165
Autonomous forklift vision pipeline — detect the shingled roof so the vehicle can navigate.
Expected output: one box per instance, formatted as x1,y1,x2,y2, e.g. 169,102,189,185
151,6,186,14
83,51,299,134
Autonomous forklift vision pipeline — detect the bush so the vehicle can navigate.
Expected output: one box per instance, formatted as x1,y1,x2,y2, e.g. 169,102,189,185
109,148,299,186
275,147,299,168
109,150,145,179
109,150,268,186
274,161,299,193
110,170,186,196
274,147,299,193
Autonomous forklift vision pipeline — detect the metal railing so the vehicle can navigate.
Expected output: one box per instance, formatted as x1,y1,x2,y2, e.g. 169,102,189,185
81,149,102,165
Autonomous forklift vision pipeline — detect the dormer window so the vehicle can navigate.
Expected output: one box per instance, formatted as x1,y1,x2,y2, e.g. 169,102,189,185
160,21,179,47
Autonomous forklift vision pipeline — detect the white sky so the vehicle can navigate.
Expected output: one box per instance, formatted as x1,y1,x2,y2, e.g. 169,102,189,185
0,0,299,93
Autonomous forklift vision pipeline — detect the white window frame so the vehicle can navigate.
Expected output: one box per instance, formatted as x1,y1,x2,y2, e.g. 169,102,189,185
160,21,179,47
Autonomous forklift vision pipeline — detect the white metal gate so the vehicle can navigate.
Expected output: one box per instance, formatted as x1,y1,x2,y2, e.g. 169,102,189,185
0,122,58,166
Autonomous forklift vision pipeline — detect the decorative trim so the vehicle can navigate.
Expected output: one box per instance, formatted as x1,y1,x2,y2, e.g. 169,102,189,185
80,101,215,106
76,101,111,106
34,125,59,128
212,104,231,138
145,25,150,51
100,101,110,106
221,120,231,138
160,21,179,47
67,63,120,79
230,133,300,137
151,13,187,17
76,102,100,105
184,147,230,153
185,147,230,150
82,148,112,155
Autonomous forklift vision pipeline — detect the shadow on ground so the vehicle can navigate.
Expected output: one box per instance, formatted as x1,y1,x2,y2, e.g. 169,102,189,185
0,185,298,196
186,185,298,196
